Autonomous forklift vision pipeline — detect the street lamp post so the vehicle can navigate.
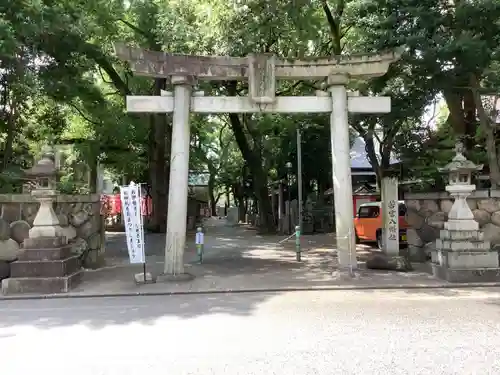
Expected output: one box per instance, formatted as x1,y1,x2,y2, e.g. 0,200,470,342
286,161,292,234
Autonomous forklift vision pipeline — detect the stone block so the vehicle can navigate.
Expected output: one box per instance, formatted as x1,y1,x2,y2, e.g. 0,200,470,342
408,246,428,262
70,238,88,256
1,203,20,223
0,239,20,261
416,224,440,243
439,229,483,241
61,225,77,241
483,223,500,245
1,270,82,294
134,272,155,284
406,209,424,229
0,261,10,280
0,218,10,240
426,212,446,229
440,200,453,214
436,239,490,251
445,220,479,231
70,210,90,227
478,198,500,213
436,250,499,269
365,253,413,272
421,200,439,214
10,256,80,278
431,249,439,264
473,209,491,226
23,236,66,249
430,264,500,283
10,220,30,244
18,245,72,261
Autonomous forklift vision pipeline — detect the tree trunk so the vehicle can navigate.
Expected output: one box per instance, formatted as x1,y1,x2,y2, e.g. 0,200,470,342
237,196,245,223
228,113,275,233
364,135,383,187
443,87,478,155
208,170,217,216
470,75,500,188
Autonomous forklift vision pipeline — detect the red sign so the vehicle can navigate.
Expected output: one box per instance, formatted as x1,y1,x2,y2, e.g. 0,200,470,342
101,194,153,217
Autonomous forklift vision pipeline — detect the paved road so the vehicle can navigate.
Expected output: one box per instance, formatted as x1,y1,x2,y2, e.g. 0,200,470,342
2,288,500,374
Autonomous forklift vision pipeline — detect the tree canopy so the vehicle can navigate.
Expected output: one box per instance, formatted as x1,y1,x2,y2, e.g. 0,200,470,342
2,0,500,232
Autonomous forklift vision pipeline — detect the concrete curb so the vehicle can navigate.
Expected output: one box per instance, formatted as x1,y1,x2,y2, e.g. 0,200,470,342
1,282,500,301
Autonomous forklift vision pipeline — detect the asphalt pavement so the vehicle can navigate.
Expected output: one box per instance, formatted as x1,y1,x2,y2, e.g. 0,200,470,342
1,288,500,374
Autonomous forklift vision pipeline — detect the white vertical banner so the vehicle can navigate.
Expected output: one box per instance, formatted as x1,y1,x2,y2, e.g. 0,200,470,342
120,182,146,264
381,177,399,256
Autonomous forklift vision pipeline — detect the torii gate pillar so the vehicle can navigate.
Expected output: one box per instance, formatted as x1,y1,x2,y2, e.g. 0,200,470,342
328,74,356,270
161,76,193,280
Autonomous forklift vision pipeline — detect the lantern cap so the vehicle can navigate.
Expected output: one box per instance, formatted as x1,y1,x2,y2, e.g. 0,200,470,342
438,141,483,174
24,146,58,178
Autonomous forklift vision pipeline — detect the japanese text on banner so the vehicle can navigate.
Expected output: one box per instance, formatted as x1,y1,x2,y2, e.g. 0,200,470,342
120,184,145,264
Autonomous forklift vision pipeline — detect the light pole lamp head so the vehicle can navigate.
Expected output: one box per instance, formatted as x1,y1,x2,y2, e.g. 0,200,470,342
438,141,482,186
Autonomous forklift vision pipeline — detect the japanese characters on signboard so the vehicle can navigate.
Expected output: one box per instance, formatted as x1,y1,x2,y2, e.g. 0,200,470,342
387,199,398,241
120,183,145,264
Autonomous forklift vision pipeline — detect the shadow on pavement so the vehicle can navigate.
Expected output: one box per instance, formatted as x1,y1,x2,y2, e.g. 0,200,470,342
1,287,500,331
0,292,279,330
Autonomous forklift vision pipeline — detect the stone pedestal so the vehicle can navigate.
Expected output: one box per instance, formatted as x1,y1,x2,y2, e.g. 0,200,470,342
431,228,500,282
1,236,82,294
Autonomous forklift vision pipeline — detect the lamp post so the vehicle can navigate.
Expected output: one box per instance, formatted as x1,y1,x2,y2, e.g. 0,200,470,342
286,161,292,234
296,128,303,232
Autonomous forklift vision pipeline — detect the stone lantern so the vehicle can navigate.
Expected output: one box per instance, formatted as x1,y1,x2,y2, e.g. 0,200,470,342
431,141,499,282
24,146,63,240
438,141,483,230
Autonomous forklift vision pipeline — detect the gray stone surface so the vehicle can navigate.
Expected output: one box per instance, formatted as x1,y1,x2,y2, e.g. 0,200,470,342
2,289,500,374
134,272,155,284
0,261,9,280
0,195,103,268
405,192,500,249
0,219,10,241
365,253,413,272
0,239,20,261
9,220,30,244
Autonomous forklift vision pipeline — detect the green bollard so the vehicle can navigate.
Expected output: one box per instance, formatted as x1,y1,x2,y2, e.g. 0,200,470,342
196,227,204,264
295,225,301,262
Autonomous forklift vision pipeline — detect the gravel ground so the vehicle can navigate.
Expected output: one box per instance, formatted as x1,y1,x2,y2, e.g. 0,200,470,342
1,288,500,374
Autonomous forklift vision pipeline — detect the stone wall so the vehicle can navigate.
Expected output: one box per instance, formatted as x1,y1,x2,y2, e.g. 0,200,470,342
0,194,104,267
404,190,500,250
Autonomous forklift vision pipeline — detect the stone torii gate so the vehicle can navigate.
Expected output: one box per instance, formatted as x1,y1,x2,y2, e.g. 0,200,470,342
114,44,402,279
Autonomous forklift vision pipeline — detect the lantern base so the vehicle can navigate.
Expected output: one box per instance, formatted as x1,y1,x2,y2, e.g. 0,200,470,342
1,236,82,295
431,264,500,283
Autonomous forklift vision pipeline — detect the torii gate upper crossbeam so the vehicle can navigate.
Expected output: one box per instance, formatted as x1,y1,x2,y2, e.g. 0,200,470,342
114,43,403,81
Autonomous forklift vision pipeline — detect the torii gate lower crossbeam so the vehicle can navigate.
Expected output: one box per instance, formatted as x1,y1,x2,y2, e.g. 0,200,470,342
128,81,391,277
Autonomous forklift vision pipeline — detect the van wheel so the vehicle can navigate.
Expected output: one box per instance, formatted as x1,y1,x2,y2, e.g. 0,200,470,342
355,230,360,244
376,231,383,250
